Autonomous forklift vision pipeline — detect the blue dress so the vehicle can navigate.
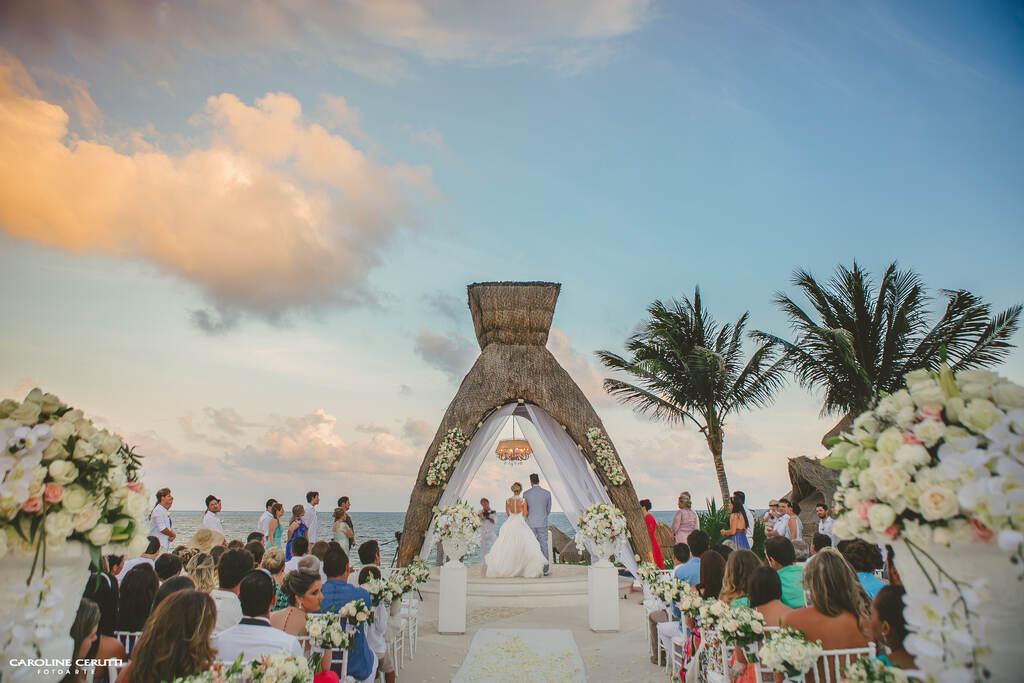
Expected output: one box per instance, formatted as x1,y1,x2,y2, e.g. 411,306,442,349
285,521,307,560
726,515,750,549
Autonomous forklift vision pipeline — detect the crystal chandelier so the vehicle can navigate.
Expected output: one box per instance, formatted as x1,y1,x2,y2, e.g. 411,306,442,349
496,418,532,465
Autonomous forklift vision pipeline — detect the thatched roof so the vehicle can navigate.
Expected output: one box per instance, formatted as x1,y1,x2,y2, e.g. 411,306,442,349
397,282,652,566
781,455,840,544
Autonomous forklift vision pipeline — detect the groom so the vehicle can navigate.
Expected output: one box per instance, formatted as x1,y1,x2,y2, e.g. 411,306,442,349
523,473,552,576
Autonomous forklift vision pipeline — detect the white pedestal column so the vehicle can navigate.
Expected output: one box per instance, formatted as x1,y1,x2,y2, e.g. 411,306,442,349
588,562,620,632
438,563,467,634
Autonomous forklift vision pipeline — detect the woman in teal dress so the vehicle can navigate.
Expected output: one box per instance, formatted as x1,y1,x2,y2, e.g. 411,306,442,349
267,503,284,549
332,507,354,553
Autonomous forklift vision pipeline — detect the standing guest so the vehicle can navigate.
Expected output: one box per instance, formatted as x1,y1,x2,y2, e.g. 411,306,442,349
670,492,699,545
153,576,196,609
333,507,354,552
720,549,761,606
285,537,310,573
747,566,792,627
117,537,160,582
267,503,285,550
479,498,497,571
816,503,836,545
245,540,265,566
201,494,224,535
732,491,755,548
337,496,354,539
317,551,378,682
285,505,308,560
213,570,305,663
870,585,916,669
357,566,395,683
839,539,886,599
211,548,254,637
147,488,175,550
261,547,289,611
764,536,805,608
116,590,217,683
116,563,158,632
186,552,216,593
639,499,664,568
811,533,832,555
64,599,101,683
256,498,278,545
719,493,751,550
762,500,780,525
769,499,803,540
154,554,183,583
303,491,321,544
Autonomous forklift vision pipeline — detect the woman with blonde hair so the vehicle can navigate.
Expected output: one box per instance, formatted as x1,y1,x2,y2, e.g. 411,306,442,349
116,591,217,683
261,547,289,610
719,549,761,606
185,552,216,593
285,504,308,560
332,507,354,552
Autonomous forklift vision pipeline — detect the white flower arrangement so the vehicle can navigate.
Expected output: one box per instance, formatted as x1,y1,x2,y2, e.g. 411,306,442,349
305,611,352,671
361,577,400,606
676,591,704,620
172,653,312,682
584,428,627,485
649,577,691,605
716,604,766,650
636,560,661,586
333,598,374,629
432,500,482,562
756,626,823,679
424,427,468,487
395,557,431,587
840,657,909,683
0,569,64,670
697,598,730,633
0,389,148,575
574,502,628,558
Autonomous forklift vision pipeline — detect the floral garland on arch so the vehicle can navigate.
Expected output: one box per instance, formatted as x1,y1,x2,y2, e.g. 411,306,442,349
424,427,468,487
584,428,627,485
823,364,1024,680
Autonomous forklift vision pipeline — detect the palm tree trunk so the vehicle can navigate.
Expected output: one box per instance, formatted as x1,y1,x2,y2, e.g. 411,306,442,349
706,428,730,507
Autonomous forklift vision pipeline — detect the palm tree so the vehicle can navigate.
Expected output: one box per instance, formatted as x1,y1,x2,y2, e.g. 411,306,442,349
597,288,789,506
755,261,1021,441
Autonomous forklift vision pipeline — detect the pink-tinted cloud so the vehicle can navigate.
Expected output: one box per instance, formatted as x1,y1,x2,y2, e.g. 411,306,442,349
547,328,616,407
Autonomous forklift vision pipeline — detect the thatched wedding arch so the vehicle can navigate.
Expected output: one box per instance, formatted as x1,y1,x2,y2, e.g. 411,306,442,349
396,281,652,566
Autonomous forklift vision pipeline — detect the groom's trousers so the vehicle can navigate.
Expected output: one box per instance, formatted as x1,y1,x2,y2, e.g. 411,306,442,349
530,525,549,569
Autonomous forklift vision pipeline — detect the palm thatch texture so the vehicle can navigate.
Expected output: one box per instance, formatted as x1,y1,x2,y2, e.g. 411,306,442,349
396,282,653,566
755,261,1021,443
597,288,789,506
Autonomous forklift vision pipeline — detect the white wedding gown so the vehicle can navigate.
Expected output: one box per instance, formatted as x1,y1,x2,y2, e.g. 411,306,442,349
484,496,547,578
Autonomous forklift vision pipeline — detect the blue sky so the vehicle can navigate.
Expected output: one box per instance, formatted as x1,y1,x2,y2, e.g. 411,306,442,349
1,1,1021,512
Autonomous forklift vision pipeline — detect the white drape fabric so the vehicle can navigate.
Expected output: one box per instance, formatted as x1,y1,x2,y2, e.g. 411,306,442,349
419,403,638,577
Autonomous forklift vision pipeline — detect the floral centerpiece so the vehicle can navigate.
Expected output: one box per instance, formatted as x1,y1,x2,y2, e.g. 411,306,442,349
432,500,481,564
584,428,627,485
697,598,729,633
172,653,312,682
424,428,468,487
840,657,909,683
305,612,353,671
574,502,628,565
676,591,703,620
717,604,766,657
361,576,401,606
649,577,691,605
822,364,1024,680
401,557,431,585
756,626,823,683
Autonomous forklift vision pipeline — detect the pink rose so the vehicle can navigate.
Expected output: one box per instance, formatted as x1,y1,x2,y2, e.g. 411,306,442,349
856,501,875,524
884,526,899,540
43,482,64,504
919,405,943,422
902,432,922,445
126,481,144,493
22,497,43,513
969,519,994,543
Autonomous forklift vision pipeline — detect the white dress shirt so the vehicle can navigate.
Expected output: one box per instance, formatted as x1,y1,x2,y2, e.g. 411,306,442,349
256,511,273,542
202,510,224,535
818,516,836,544
302,503,318,543
773,514,791,536
366,601,388,654
116,556,154,583
211,589,243,637
212,617,304,662
148,505,172,549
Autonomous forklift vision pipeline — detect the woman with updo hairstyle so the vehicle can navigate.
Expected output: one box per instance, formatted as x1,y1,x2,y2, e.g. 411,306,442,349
185,552,216,593
270,568,323,636
871,585,915,669
261,546,289,610
511,482,523,495
116,591,216,683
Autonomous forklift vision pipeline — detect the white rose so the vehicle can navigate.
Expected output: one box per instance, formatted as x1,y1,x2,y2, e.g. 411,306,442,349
932,526,953,546
0,399,20,419
10,401,41,425
876,428,903,456
76,420,98,440
50,420,74,443
99,432,123,456
126,533,148,557
891,389,914,411
912,420,946,448
870,465,910,500
88,523,113,546
48,460,79,486
957,369,999,388
44,510,75,540
919,486,960,521
73,440,97,460
124,492,148,519
992,382,1024,411
960,399,1002,433
62,485,91,513
73,506,102,532
903,369,933,389
867,503,896,532
751,621,763,634
894,444,931,471
896,406,916,429
107,467,127,490
902,519,933,546
852,412,879,436
42,439,69,462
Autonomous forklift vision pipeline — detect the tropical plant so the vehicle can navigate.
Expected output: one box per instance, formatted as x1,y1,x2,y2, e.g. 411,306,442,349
697,498,731,541
751,518,766,560
755,261,1020,439
597,288,789,504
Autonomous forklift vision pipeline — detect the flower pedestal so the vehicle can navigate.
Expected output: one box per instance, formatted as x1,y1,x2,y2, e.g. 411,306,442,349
587,559,619,632
892,539,1024,680
0,542,93,683
438,562,467,635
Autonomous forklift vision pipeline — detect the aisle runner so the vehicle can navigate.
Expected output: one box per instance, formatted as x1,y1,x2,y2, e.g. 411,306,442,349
452,629,587,682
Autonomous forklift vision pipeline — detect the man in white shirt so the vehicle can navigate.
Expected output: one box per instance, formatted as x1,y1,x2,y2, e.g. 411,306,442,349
117,536,161,582
211,548,253,637
816,503,836,545
303,491,320,544
283,536,310,573
256,498,277,545
147,488,175,550
202,494,225,536
213,569,304,662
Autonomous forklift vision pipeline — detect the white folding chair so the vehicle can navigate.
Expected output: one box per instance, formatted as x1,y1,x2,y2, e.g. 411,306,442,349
107,662,128,682
702,630,730,683
113,630,143,655
669,633,687,676
390,621,407,669
807,643,876,683
400,595,420,658
656,616,680,671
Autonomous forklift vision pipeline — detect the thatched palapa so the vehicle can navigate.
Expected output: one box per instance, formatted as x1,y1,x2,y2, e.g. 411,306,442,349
397,282,652,566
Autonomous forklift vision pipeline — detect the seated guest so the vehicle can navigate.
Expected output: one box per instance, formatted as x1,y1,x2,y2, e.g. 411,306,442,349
116,591,217,683
245,540,265,566
64,599,101,683
792,539,810,563
747,566,792,627
106,555,125,581
667,550,726,668
247,531,265,545
185,528,227,555
839,539,886,599
212,570,305,663
227,539,246,551
298,553,327,583
284,536,310,573
884,545,901,586
115,563,158,632
116,537,160,582
712,543,733,561
154,553,183,583
720,549,761,606
782,551,870,681
351,540,381,586
211,545,227,567
84,565,119,637
186,552,216,593
261,547,289,610
270,568,323,637
211,548,254,637
318,550,378,683
679,531,707,585
870,585,915,669
310,540,330,565
647,531,706,662
357,566,395,683
811,533,832,555
153,575,196,609
765,536,805,608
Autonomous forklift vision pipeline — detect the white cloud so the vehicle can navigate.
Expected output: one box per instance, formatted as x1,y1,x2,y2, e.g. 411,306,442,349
547,328,615,407
413,328,476,381
401,418,433,447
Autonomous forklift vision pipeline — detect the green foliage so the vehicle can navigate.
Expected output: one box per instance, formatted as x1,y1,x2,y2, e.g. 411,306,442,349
697,499,730,543
752,518,766,560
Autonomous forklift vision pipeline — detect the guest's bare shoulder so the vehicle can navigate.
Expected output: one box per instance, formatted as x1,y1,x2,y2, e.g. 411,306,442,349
780,606,815,631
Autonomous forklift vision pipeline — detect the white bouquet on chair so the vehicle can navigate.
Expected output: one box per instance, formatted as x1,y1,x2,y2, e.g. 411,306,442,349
361,577,400,606
432,501,481,565
305,612,353,672
636,560,661,586
717,604,766,658
757,626,823,683
649,577,691,605
675,591,703,620
840,657,909,683
574,502,627,565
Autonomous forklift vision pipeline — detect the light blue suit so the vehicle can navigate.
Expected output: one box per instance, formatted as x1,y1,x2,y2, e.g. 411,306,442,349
523,484,552,572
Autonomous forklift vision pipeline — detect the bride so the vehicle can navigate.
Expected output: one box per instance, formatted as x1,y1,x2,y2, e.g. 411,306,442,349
484,482,548,578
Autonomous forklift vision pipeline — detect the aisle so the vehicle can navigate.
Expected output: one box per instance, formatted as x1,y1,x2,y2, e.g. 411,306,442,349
451,629,585,682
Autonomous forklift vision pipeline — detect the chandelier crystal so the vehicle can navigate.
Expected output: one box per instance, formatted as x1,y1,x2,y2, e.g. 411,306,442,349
496,419,532,465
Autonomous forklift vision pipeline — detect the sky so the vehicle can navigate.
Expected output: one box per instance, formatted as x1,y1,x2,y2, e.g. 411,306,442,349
1,1,1022,512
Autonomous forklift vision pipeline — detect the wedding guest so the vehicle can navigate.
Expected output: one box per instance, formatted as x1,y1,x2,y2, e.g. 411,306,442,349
639,499,664,568
884,545,902,587
777,499,803,540
311,540,330,566
762,500,780,525
173,546,197,567
811,533,832,555
816,503,836,545
267,503,285,550
357,566,395,683
337,495,354,539
479,498,497,570
839,539,886,599
245,540,265,566
185,528,227,555
680,531,707,585
332,507,354,552
747,566,792,627
792,539,810,563
201,494,224,535
317,551,377,682
870,585,916,669
211,548,253,636
213,569,305,663
270,568,322,636
75,595,127,683
284,536,310,573
147,488,175,550
696,549,725,599
285,505,309,560
298,553,327,584
765,536,804,608
116,590,217,683
63,599,100,683
106,554,125,580
648,542,696,662
186,552,216,593
256,498,278,545
116,563,158,632
670,492,699,544
712,543,734,561
357,540,381,570
211,545,227,567
303,491,321,544
227,539,245,551
154,553,183,583
732,490,755,548
720,549,761,606
260,547,289,611
247,532,265,545
153,575,196,609
84,565,119,636
116,537,159,582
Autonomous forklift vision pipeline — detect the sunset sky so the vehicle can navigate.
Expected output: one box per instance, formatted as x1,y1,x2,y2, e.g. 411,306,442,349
1,1,1022,512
